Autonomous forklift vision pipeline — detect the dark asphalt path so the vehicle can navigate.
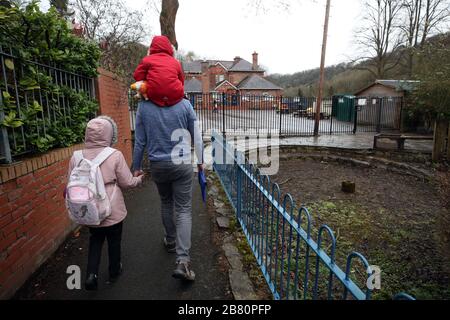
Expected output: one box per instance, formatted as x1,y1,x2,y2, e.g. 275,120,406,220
15,174,231,300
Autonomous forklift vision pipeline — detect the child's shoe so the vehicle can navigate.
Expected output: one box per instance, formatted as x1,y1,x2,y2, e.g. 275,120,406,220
107,263,123,284
85,274,98,291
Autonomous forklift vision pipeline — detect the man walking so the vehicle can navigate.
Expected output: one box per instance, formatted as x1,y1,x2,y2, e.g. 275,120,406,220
132,98,204,281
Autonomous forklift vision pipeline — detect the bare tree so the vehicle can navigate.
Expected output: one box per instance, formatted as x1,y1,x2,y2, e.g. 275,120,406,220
354,0,404,79
71,0,148,42
70,0,151,80
50,0,74,17
400,0,450,77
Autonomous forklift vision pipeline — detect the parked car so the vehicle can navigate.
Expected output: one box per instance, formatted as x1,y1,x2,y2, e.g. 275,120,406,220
277,99,307,114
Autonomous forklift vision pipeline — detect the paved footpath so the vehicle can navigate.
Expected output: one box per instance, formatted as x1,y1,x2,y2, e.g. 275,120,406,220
14,174,231,300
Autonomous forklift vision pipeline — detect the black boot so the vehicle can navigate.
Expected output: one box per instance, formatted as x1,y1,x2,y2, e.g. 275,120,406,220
85,274,98,291
107,263,123,284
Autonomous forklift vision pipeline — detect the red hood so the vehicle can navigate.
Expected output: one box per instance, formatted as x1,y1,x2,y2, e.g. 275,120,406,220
149,36,174,56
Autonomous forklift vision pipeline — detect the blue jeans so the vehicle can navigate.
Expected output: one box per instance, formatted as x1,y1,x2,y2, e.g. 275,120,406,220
150,162,193,263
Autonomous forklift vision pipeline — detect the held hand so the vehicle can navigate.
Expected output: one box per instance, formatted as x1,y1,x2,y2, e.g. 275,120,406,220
134,170,144,177
136,172,146,187
197,164,205,172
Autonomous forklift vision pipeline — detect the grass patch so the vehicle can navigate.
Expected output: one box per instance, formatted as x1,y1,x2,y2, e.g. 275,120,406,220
306,200,450,300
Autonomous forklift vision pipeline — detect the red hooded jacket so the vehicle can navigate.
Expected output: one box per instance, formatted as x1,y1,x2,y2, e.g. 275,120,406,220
133,36,185,107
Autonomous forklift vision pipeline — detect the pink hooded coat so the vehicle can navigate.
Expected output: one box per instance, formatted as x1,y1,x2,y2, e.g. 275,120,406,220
67,118,143,227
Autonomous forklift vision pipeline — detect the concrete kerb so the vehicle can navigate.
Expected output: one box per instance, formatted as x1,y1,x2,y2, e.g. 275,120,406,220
207,173,260,300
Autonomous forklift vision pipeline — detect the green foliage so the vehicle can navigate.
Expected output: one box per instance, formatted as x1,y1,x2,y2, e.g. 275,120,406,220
23,88,97,153
0,1,100,155
2,111,24,128
0,1,100,77
409,37,450,121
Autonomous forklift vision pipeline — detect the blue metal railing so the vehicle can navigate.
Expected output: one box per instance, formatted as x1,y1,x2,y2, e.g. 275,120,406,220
212,131,414,300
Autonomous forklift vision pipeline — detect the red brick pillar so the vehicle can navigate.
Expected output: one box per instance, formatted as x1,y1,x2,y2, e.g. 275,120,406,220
96,68,133,166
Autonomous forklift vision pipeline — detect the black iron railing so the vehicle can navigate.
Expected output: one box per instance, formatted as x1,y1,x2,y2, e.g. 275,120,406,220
0,46,96,163
129,93,403,137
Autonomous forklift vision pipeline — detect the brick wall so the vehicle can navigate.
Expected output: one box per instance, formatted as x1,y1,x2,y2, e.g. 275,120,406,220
0,68,132,299
0,145,83,299
208,65,227,89
96,68,133,166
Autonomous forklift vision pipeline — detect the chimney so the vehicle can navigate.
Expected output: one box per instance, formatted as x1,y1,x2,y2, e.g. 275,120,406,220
201,60,209,74
201,60,210,93
234,56,241,64
252,52,258,70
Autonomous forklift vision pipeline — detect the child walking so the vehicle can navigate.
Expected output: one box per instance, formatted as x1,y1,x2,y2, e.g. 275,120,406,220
66,116,144,291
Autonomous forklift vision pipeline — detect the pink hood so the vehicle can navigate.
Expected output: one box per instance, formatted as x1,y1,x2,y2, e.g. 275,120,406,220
85,118,114,149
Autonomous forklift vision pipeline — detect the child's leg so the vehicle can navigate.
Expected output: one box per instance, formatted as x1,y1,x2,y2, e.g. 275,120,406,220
106,222,123,278
87,227,107,275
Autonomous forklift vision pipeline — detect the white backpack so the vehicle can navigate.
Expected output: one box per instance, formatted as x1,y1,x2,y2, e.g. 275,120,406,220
66,147,117,226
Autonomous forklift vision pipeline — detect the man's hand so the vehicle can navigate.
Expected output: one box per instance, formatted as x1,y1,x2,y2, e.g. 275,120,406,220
134,170,144,177
197,164,205,172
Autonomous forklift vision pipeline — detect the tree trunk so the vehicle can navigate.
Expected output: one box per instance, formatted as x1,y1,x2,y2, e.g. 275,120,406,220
432,119,449,162
160,0,179,50
407,49,414,79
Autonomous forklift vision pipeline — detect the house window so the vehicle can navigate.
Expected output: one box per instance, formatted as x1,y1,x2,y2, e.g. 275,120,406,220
216,74,225,84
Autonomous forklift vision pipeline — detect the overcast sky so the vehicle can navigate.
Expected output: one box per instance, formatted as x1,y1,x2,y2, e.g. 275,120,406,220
41,0,364,75
146,0,364,75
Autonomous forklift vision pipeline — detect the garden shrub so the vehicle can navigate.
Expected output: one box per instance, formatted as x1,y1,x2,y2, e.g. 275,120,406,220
0,1,100,156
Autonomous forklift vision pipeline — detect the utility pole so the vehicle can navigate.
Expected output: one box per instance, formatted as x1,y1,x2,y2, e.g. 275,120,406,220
314,0,331,136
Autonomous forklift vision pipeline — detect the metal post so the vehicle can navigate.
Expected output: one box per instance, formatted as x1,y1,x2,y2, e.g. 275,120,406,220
279,96,283,137
235,149,242,219
329,97,334,135
0,92,12,164
353,99,358,134
399,97,404,133
222,92,226,138
376,98,382,133
314,0,331,136
0,48,12,163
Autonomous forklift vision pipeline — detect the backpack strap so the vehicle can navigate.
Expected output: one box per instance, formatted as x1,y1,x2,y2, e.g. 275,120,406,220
73,150,84,166
92,147,117,166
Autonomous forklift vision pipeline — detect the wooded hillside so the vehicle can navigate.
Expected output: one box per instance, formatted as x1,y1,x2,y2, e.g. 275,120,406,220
267,32,450,97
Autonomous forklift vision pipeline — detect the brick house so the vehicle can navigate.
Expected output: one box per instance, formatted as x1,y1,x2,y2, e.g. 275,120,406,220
183,52,283,97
